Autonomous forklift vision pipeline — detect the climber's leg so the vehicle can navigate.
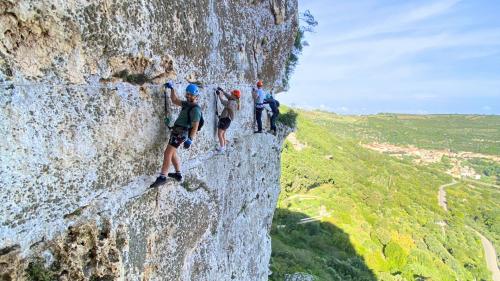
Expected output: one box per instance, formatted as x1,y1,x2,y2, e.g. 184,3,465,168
150,127,187,188
171,151,181,173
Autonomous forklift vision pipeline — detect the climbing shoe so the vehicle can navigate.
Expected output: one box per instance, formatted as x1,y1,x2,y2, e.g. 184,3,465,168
216,146,225,154
167,172,183,182
150,175,167,188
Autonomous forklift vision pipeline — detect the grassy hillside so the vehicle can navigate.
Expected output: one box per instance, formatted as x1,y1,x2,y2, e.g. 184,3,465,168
270,109,498,280
303,112,500,155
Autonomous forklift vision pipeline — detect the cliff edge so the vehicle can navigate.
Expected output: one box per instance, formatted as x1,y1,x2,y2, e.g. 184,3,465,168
0,0,298,280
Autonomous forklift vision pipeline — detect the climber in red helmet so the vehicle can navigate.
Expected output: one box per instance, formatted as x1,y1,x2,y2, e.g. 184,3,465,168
215,87,241,153
252,80,266,133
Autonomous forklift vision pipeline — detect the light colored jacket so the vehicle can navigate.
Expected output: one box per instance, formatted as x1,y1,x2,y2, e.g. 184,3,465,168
254,89,265,108
219,92,238,120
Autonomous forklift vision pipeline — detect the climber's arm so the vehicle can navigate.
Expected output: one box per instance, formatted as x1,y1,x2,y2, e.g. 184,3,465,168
218,92,228,106
189,122,199,139
170,88,182,106
164,82,182,106
252,88,257,100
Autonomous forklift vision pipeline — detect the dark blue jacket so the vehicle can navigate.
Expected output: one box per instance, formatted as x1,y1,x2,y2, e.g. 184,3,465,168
264,98,279,114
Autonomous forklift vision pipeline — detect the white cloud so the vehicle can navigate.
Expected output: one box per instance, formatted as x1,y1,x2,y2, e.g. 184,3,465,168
403,0,461,24
319,0,462,44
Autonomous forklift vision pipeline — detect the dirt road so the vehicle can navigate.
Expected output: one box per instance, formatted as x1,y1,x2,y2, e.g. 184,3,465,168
439,181,499,281
438,180,457,211
471,228,500,281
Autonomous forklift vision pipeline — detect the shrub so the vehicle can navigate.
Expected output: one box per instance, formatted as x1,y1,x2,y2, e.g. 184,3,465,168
277,109,298,128
384,241,408,272
26,260,54,281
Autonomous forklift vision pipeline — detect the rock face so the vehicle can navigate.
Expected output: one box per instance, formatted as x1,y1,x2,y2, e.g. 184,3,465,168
0,0,297,280
284,273,316,281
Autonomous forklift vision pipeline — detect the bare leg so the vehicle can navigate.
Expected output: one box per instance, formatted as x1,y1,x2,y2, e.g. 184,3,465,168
171,151,181,172
218,129,225,148
223,131,228,146
160,145,176,174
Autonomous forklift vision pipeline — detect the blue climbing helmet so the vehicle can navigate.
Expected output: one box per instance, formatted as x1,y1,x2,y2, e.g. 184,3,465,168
186,84,199,96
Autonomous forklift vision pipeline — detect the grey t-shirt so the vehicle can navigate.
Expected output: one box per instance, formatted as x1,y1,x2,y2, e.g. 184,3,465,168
220,92,238,120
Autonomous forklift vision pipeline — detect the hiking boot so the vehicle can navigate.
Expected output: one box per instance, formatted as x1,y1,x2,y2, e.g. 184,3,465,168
150,176,167,188
254,130,263,134
167,172,183,182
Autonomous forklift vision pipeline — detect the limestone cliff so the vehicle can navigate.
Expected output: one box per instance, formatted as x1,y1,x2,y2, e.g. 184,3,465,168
0,0,298,280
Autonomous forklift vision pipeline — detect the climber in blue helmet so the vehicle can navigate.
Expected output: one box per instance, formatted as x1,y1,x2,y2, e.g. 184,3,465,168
150,82,203,187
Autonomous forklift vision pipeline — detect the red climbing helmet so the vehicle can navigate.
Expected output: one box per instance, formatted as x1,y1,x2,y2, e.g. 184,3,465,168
232,89,241,99
256,80,263,87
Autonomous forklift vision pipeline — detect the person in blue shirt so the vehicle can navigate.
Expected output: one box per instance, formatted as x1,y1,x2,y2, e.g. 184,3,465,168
252,80,266,133
150,82,202,187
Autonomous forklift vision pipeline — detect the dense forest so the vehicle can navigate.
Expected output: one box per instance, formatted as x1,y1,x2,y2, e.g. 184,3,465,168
270,109,499,280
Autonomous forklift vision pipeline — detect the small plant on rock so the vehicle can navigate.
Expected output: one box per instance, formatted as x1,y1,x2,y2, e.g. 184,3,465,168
25,259,54,281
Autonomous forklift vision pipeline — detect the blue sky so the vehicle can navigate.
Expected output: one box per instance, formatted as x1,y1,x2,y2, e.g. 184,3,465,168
280,0,500,114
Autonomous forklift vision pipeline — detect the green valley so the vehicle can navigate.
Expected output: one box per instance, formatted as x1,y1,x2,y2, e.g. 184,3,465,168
270,109,500,281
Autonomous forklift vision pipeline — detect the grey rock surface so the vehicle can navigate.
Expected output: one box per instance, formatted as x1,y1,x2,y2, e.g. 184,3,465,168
284,273,316,281
0,0,297,280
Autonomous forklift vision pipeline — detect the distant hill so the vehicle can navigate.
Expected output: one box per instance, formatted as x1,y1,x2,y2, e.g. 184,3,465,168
304,112,500,156
270,108,498,280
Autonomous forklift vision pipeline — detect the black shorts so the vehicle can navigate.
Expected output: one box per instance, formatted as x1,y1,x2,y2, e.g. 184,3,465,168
168,126,188,148
218,117,231,130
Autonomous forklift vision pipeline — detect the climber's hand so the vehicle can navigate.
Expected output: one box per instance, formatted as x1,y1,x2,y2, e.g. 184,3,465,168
164,81,174,89
183,138,192,149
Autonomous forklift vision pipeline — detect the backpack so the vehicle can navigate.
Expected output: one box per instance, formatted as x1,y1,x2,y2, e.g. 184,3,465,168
187,105,204,131
275,99,280,107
